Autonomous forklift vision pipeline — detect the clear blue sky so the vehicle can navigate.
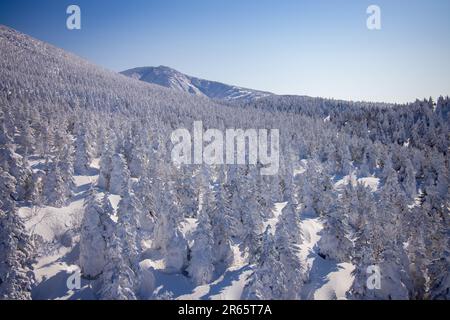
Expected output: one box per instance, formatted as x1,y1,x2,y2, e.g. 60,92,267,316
1,0,449,103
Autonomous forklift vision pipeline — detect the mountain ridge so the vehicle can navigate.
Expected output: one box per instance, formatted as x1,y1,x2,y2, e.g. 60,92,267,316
121,65,273,103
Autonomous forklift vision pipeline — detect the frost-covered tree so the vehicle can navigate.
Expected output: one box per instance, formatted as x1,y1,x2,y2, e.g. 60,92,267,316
99,231,138,300
152,175,188,272
97,191,139,300
79,189,109,279
404,206,428,300
419,186,450,300
43,160,73,207
0,173,34,300
43,144,75,207
378,167,409,245
349,176,412,300
239,169,265,263
0,138,33,202
173,166,198,218
74,126,93,175
187,207,215,286
244,205,304,300
205,172,235,268
128,143,148,178
132,173,156,235
224,166,246,239
402,158,417,200
16,121,35,155
109,153,130,196
242,226,284,300
98,140,114,191
273,204,304,299
318,185,353,263
116,191,143,270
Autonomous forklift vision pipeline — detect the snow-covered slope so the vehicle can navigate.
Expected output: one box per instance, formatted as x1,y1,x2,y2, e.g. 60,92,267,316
121,66,273,103
1,24,448,301
20,171,353,301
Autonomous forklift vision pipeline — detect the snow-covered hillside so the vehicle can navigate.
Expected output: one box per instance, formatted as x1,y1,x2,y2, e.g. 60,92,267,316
121,66,273,103
0,24,449,300
18,167,355,300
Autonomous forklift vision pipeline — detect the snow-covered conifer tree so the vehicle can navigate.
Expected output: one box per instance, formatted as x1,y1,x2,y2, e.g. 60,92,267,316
74,126,93,175
242,226,284,300
0,171,34,300
98,141,114,191
99,231,138,300
0,137,33,202
109,153,130,196
206,171,236,268
273,204,304,299
116,191,143,270
43,161,72,207
187,207,215,286
79,189,108,279
318,185,353,262
152,175,188,272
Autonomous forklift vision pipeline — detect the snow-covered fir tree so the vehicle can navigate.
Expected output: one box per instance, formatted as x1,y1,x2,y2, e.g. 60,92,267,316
242,226,284,300
97,139,114,191
187,206,215,286
109,153,130,196
74,126,93,175
0,170,34,300
79,189,108,279
318,183,354,263
98,231,138,300
152,172,188,273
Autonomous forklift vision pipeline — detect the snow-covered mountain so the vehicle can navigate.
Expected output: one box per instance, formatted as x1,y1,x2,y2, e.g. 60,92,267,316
121,66,273,103
1,24,449,301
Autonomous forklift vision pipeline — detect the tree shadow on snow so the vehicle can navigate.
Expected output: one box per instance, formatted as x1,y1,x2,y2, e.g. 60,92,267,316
79,167,99,177
71,183,97,203
58,242,80,265
152,269,194,298
32,270,94,300
201,265,252,300
301,248,341,300
151,265,251,300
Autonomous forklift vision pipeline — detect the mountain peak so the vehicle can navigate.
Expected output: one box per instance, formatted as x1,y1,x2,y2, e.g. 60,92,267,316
121,66,272,103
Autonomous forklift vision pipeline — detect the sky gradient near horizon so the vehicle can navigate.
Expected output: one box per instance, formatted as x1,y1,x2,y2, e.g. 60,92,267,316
1,0,449,103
